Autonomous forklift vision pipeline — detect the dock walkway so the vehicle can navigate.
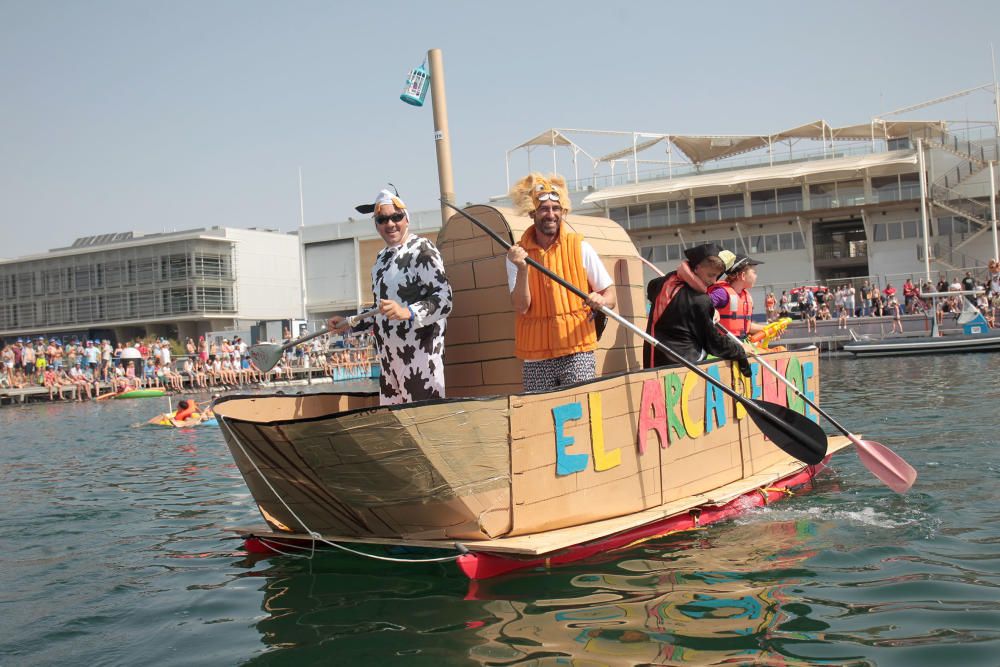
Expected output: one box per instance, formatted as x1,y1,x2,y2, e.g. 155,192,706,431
0,365,375,407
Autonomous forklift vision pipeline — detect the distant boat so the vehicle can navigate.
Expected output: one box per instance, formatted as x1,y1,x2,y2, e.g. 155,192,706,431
844,290,1000,357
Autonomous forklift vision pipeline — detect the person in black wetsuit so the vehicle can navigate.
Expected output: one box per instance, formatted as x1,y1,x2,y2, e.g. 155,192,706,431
643,243,750,377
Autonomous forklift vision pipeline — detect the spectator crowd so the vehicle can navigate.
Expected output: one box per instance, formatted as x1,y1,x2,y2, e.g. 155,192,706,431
762,263,1000,332
0,331,377,401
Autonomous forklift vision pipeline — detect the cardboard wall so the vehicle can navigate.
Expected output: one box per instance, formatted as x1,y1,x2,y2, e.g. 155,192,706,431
503,350,820,537
213,392,378,422
439,205,645,398
223,396,513,540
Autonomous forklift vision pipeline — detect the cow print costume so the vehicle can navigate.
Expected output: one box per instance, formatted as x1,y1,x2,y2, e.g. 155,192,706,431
366,234,452,405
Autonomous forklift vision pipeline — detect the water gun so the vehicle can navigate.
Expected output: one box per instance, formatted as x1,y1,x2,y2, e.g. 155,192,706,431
748,317,792,349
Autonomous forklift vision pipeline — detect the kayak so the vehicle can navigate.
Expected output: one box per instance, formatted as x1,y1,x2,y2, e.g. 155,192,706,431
115,388,167,399
150,413,217,428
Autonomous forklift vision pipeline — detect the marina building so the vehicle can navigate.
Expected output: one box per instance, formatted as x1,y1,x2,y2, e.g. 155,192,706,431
0,227,302,343
508,120,998,309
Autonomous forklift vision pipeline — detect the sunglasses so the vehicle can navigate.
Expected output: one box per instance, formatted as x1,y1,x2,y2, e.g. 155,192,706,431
374,211,406,225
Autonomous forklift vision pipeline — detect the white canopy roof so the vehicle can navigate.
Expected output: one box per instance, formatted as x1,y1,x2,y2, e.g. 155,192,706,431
582,150,919,205
513,128,577,150
511,120,946,167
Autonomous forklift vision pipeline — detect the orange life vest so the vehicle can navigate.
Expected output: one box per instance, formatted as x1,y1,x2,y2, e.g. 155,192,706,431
514,226,597,361
174,402,197,421
714,282,754,337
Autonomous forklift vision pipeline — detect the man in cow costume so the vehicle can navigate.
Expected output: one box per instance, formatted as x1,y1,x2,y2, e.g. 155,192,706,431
329,188,452,405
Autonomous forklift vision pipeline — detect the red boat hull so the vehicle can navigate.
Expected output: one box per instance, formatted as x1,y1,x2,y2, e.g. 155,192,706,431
242,456,831,580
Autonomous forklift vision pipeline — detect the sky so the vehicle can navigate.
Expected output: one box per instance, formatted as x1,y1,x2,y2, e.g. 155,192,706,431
3,0,1000,259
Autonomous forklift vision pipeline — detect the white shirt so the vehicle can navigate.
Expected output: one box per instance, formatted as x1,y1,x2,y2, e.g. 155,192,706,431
506,240,613,294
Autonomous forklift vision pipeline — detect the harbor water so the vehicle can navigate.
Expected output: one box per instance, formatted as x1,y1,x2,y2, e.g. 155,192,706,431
2,358,999,666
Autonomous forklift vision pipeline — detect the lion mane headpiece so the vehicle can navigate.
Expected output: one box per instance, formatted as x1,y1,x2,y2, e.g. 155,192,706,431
509,173,571,217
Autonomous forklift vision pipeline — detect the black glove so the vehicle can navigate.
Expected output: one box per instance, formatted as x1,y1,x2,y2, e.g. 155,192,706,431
738,357,752,378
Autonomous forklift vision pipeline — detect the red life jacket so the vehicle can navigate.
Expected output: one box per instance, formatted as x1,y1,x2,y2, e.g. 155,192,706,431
713,282,754,337
647,260,706,367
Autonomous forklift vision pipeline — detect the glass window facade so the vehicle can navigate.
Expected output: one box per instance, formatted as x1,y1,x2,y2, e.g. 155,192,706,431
871,219,924,243
0,240,237,331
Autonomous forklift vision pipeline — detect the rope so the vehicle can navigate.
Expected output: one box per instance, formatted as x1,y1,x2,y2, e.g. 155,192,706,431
220,417,464,565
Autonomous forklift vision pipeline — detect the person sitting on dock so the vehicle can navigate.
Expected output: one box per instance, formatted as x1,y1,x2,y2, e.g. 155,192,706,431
870,287,884,318
708,253,766,341
328,187,453,404
505,173,617,392
644,243,750,376
42,367,62,400
67,365,93,400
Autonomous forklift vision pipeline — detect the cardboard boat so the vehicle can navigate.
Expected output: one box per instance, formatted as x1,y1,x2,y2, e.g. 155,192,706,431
214,206,847,578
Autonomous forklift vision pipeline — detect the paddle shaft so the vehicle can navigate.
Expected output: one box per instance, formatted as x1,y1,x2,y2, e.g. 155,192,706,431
719,326,849,435
442,201,811,440
276,308,378,355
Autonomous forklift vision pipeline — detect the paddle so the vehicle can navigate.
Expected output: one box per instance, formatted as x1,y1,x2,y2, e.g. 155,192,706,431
249,308,377,373
442,201,828,465
96,383,124,401
717,325,916,493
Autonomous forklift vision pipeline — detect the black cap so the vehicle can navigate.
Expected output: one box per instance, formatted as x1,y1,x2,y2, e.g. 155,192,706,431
726,253,764,275
683,243,724,267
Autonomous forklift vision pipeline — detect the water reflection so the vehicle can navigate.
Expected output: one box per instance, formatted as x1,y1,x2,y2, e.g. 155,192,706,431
239,520,855,665
465,520,845,666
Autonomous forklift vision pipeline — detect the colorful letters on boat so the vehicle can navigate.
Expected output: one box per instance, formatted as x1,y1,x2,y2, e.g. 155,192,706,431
552,360,816,476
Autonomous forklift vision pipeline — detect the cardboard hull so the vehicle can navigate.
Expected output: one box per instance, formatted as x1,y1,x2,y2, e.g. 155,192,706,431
214,348,826,545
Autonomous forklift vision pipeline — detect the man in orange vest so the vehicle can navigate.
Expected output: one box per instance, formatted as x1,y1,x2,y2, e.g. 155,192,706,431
506,173,617,392
709,253,766,340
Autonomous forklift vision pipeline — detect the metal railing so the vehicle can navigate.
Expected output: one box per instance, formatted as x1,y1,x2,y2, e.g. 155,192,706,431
929,185,992,225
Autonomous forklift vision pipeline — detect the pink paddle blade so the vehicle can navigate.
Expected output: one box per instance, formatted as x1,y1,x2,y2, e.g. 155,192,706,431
848,435,917,494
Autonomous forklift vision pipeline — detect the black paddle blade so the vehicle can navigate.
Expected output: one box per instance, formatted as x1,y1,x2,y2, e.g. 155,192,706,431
746,400,828,465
